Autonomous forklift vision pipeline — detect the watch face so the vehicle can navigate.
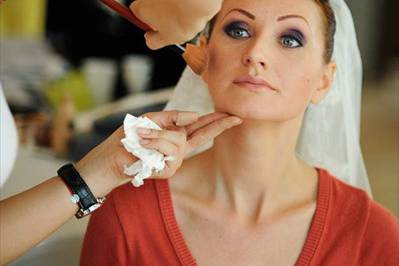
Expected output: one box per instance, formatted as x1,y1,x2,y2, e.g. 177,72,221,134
75,198,106,219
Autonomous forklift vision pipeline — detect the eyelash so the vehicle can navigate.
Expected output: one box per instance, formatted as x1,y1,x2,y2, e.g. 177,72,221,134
280,30,304,48
223,21,305,48
224,21,251,39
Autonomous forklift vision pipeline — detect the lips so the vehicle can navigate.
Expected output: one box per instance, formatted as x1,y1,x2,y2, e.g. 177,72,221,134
233,75,277,92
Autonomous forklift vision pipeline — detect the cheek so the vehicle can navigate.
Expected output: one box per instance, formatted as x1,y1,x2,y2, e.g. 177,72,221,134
205,42,239,103
271,63,322,119
206,42,236,83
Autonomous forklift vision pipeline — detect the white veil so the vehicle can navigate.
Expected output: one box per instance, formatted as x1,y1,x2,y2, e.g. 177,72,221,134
165,0,372,196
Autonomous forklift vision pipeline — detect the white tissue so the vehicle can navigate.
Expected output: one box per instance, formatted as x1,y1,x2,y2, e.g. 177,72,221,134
121,114,166,187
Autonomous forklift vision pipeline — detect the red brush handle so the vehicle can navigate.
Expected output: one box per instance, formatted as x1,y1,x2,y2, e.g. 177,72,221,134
99,0,153,32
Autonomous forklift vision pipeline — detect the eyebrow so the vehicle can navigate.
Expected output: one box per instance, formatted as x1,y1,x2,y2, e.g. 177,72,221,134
277,15,309,26
224,8,256,20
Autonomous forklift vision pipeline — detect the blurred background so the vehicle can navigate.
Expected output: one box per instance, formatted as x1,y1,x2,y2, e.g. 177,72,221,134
0,0,398,265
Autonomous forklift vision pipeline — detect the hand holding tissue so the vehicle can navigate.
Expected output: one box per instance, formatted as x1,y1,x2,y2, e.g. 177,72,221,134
120,111,243,187
121,114,172,187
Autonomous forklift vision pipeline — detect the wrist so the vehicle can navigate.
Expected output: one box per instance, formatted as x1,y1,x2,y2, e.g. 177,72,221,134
57,163,106,218
74,161,120,198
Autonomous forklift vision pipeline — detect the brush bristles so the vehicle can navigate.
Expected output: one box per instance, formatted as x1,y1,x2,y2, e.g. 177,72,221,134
182,44,207,75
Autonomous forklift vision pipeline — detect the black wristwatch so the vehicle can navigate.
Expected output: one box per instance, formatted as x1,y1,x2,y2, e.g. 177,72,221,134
57,163,106,219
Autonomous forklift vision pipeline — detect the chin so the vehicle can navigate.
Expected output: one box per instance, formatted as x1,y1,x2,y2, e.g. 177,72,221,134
213,96,303,122
215,102,287,121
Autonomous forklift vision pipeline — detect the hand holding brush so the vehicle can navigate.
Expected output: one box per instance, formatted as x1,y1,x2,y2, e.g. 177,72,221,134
99,0,220,75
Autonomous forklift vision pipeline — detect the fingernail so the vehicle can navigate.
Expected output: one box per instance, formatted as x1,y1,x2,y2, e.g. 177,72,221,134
137,128,151,135
140,139,150,145
231,117,242,124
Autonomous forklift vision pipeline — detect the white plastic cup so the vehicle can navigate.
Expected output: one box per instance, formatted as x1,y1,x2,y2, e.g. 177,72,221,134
82,58,117,105
122,55,153,94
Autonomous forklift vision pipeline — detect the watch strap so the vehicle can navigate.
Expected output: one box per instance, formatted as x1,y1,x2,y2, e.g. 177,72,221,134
57,163,101,217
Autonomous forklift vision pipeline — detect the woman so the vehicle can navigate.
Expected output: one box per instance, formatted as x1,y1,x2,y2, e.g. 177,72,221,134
80,0,399,265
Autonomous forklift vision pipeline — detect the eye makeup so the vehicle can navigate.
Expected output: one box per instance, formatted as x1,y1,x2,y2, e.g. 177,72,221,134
283,29,306,46
222,19,307,48
279,29,306,49
223,21,252,39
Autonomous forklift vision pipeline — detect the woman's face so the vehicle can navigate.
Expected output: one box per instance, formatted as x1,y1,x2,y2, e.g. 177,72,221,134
203,0,335,121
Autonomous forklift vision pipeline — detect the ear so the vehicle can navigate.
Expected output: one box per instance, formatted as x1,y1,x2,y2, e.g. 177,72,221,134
310,61,337,104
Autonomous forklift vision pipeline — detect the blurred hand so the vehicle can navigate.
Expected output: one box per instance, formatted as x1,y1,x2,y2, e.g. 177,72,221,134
75,110,241,197
130,0,222,49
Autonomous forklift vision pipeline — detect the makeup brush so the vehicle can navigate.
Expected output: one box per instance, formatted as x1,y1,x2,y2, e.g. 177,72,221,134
99,0,206,75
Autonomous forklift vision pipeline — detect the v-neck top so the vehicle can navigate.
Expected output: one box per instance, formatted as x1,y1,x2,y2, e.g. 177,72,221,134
81,168,399,266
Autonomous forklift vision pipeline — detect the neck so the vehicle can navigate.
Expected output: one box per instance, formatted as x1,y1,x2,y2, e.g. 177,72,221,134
207,113,317,224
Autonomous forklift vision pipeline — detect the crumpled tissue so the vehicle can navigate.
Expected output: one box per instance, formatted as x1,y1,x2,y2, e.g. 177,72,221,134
121,114,172,187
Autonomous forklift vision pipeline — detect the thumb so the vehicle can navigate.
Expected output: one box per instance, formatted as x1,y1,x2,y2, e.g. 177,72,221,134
144,31,168,50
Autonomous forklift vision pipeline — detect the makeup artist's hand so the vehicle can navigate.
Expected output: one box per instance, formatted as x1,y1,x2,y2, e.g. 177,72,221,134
75,126,134,198
75,110,241,196
130,0,222,49
137,111,242,178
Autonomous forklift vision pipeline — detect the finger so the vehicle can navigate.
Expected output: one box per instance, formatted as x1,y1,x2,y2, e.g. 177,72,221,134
129,1,158,30
152,164,173,178
155,154,182,178
144,110,199,128
137,128,186,147
140,138,178,157
129,1,142,18
185,112,230,135
151,155,179,178
188,116,242,149
144,31,167,50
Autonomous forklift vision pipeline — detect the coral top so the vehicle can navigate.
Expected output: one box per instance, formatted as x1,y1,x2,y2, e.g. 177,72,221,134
80,168,399,265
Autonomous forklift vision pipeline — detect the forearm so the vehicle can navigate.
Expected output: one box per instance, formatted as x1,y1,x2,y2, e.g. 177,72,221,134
0,157,128,265
0,123,137,264
0,176,77,264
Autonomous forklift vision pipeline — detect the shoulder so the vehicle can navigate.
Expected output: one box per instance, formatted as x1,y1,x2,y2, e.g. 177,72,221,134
319,169,371,213
327,170,398,227
323,169,397,226
324,170,370,202
363,199,399,250
358,195,399,264
320,169,399,260
367,199,399,235
319,169,372,224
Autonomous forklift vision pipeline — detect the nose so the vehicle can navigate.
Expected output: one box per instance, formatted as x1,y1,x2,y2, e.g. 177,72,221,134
242,40,268,70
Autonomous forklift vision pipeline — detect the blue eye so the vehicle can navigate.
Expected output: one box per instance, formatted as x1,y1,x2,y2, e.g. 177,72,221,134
224,22,251,39
280,30,305,48
281,36,301,48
